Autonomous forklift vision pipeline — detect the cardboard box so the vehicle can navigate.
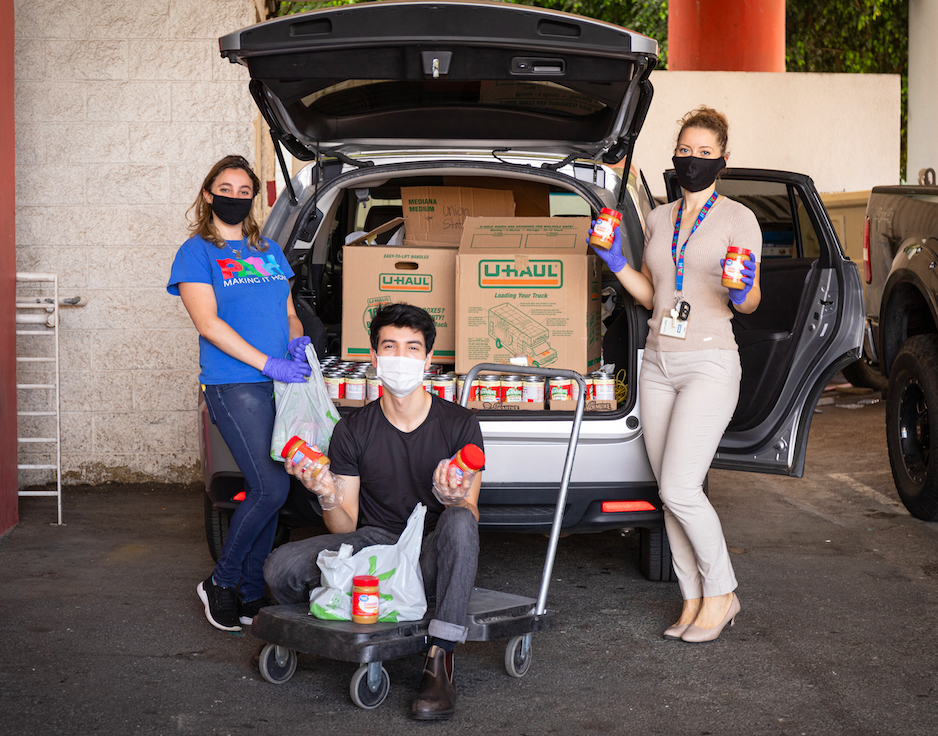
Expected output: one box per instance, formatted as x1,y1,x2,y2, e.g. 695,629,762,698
455,217,602,375
341,244,457,361
401,186,515,247
443,177,550,217
466,401,545,411
548,399,616,412
333,398,365,408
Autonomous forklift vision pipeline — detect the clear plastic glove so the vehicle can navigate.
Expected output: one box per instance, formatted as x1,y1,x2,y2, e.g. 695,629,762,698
287,336,311,363
262,356,311,383
586,222,628,273
285,455,345,511
431,457,474,506
721,257,756,305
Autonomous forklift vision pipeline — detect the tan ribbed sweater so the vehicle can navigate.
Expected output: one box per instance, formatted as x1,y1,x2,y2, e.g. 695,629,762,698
643,196,762,352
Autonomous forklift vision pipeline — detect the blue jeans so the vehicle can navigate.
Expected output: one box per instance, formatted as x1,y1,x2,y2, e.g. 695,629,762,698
204,382,290,602
264,506,479,642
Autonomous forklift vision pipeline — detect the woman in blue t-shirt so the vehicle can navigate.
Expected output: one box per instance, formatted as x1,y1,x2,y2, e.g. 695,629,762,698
168,155,311,632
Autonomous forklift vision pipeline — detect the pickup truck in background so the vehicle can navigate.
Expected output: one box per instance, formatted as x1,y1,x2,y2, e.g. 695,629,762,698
861,170,938,519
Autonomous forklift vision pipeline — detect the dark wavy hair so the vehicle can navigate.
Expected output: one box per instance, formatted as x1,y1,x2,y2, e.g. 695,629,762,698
186,155,266,251
369,303,436,352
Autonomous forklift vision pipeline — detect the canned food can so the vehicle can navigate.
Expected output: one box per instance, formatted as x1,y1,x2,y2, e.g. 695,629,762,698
522,375,545,403
422,374,434,393
432,376,455,402
591,371,615,401
366,376,383,401
584,376,596,401
548,376,572,403
325,372,345,400
345,375,366,401
478,374,501,402
500,375,523,403
456,375,466,403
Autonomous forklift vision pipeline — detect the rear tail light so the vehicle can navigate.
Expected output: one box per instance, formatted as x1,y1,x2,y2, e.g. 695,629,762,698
233,491,247,501
863,216,872,284
602,500,656,513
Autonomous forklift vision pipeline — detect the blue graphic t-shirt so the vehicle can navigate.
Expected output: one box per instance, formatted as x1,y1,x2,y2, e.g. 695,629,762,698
167,235,295,385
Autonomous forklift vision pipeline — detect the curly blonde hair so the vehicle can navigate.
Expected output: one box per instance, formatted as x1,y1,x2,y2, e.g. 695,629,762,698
675,106,730,156
187,155,266,251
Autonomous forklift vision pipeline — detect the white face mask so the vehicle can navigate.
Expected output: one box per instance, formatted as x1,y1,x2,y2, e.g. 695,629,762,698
376,355,426,398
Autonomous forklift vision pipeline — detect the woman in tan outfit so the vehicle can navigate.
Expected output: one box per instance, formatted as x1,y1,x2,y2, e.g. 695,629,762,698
591,107,762,642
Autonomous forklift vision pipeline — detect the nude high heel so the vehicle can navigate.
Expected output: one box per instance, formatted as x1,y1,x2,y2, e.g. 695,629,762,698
680,594,740,643
662,624,689,640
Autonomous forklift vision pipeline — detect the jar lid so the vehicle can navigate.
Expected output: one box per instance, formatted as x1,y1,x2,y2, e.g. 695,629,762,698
281,436,306,459
599,207,622,219
459,444,486,471
726,246,752,256
353,575,379,587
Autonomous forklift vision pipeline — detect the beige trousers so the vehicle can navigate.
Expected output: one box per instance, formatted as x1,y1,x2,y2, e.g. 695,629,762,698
639,349,741,599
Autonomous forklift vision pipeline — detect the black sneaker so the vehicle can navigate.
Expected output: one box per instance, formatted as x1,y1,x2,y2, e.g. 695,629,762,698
197,575,242,632
238,597,271,626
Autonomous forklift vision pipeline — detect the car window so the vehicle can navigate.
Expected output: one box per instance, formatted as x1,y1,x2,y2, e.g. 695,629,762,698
715,179,808,259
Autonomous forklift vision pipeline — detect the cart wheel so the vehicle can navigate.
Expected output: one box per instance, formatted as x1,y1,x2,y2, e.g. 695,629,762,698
257,643,297,685
505,635,533,678
350,664,390,709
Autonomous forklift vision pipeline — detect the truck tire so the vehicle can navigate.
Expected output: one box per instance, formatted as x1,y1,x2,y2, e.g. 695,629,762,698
886,334,938,521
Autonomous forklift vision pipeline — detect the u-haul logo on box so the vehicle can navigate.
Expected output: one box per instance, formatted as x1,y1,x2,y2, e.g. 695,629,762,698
478,260,563,288
379,273,433,292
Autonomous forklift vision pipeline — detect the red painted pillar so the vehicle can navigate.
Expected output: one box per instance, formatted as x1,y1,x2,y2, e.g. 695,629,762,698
0,0,19,535
669,0,786,72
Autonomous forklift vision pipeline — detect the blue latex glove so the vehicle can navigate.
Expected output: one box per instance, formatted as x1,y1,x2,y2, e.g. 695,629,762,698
287,335,311,363
722,257,756,305
586,221,628,273
262,356,311,383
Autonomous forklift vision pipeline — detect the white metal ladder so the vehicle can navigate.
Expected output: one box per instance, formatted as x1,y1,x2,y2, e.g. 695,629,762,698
15,272,62,525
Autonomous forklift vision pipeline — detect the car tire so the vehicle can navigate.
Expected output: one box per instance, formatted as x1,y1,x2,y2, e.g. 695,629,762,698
639,526,678,582
203,495,292,563
886,334,938,521
842,355,888,393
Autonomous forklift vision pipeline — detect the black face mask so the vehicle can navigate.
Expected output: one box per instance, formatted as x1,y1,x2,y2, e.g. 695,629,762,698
210,193,254,226
671,155,726,193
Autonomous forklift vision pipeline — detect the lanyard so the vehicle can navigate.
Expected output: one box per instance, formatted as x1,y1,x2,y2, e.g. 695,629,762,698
671,192,718,293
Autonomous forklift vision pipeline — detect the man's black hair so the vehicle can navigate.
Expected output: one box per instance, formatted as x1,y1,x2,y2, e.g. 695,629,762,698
369,303,436,352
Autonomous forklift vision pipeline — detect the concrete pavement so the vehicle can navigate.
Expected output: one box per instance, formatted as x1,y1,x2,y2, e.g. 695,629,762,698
2,391,937,735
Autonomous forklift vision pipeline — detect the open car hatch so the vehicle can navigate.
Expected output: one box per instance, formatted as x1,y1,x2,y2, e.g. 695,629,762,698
219,0,658,163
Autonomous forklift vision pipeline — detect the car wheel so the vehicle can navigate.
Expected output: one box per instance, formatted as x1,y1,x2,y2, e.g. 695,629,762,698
638,475,708,582
203,495,292,563
886,335,938,520
639,526,678,582
204,495,229,563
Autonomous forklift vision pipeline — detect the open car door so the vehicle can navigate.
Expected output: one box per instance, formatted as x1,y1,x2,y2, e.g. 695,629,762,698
664,169,864,477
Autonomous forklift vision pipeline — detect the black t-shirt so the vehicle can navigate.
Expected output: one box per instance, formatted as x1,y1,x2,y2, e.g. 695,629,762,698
329,395,485,535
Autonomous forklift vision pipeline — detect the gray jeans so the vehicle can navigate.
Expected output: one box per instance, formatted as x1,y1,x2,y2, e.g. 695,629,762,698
264,506,479,643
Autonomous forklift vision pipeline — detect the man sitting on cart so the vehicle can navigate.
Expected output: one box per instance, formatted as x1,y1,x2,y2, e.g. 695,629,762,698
265,303,483,721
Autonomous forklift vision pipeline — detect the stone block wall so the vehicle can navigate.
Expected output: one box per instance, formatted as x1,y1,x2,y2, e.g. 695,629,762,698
14,0,260,484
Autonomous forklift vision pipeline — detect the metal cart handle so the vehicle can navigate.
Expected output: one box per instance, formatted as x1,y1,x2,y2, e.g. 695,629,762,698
460,363,587,616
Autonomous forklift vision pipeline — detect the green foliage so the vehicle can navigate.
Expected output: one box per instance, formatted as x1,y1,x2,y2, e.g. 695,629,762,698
787,0,908,180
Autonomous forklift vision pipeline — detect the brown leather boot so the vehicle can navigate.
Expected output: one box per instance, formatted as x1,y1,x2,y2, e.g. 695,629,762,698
410,645,456,720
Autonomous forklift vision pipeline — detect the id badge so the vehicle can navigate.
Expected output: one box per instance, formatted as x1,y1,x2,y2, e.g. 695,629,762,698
660,316,688,339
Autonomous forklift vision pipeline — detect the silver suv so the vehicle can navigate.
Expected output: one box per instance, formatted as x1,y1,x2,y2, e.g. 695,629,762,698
200,1,864,581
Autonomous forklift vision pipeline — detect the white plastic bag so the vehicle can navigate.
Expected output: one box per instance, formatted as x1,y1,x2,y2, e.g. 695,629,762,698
310,503,427,623
270,344,340,461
